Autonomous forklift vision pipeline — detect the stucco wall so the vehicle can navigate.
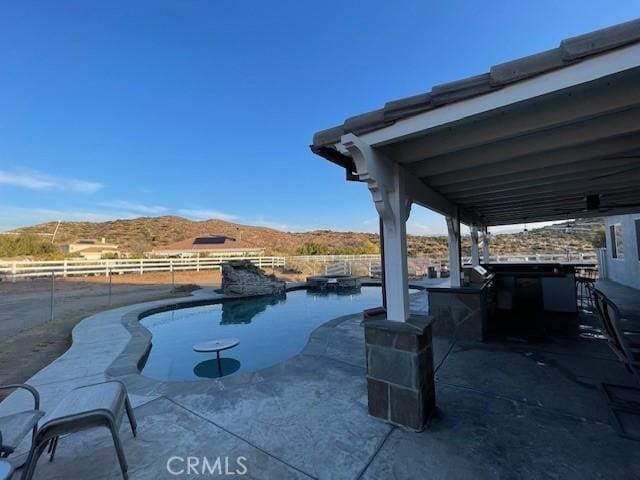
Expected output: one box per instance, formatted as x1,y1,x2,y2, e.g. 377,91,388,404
604,213,640,289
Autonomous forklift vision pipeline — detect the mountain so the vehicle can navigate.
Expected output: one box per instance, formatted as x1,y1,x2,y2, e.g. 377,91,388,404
8,216,604,257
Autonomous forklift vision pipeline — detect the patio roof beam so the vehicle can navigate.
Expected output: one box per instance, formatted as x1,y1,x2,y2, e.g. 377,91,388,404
436,153,640,195
428,134,640,188
392,69,640,163
486,207,636,225
463,194,639,215
478,198,640,220
476,190,640,212
408,106,640,177
452,178,640,204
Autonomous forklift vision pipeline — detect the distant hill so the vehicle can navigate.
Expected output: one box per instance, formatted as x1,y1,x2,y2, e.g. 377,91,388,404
8,216,604,257
10,216,378,255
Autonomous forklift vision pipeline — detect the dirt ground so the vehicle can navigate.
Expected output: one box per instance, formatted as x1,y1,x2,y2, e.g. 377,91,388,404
0,272,218,391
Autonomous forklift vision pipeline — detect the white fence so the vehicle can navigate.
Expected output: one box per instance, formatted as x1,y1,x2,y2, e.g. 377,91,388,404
294,253,597,264
291,254,380,263
325,261,350,276
0,256,286,280
315,252,598,278
0,252,598,281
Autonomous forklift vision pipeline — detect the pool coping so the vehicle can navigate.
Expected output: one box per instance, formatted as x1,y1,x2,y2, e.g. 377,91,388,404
84,280,424,397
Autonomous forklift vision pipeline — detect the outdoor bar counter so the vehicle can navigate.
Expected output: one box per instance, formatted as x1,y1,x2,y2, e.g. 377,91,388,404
427,263,579,341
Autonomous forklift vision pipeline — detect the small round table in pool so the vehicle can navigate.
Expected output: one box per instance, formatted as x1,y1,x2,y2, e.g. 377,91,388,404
193,338,240,377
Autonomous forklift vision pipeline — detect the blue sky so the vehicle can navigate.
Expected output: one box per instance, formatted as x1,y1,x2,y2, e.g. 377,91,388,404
1,1,638,235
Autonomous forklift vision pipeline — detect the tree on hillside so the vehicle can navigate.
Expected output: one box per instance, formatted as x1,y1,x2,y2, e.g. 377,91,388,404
0,234,59,258
297,241,331,255
359,239,380,254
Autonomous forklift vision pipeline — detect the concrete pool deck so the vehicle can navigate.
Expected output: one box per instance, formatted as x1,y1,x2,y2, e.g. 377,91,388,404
2,282,639,479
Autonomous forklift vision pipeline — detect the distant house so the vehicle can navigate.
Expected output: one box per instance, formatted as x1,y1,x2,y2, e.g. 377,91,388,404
151,236,264,257
61,238,119,260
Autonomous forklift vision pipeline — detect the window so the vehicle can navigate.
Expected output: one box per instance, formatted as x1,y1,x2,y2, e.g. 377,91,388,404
610,224,624,259
635,219,640,261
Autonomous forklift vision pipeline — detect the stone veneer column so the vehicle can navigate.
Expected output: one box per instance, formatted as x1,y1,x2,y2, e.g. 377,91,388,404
364,314,436,431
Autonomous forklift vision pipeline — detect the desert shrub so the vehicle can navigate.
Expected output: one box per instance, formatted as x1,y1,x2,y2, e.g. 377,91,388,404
297,241,331,255
0,234,59,258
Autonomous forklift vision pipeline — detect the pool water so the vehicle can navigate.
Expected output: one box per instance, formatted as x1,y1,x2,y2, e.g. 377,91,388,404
140,287,391,381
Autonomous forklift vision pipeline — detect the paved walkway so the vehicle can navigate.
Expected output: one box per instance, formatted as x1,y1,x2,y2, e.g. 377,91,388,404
2,284,639,479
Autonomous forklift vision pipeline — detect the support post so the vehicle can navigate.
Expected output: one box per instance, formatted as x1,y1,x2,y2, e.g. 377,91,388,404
343,134,436,431
380,176,410,321
470,225,480,267
446,215,462,287
343,135,409,322
482,227,491,264
379,217,386,310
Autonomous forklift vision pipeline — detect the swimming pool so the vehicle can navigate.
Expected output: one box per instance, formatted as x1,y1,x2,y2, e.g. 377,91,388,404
139,286,394,381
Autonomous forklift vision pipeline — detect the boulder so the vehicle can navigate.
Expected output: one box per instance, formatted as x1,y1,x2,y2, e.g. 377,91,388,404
221,260,286,297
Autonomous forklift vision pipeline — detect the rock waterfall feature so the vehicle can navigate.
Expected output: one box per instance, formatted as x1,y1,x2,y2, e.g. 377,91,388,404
221,260,286,297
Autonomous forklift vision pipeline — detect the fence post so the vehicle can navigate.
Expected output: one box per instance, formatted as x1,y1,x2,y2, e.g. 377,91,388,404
108,269,112,307
63,259,68,277
50,271,55,322
170,259,175,292
140,258,144,275
196,255,200,272
12,262,17,283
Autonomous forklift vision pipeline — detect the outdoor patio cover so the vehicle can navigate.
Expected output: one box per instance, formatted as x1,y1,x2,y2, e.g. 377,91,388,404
311,18,640,227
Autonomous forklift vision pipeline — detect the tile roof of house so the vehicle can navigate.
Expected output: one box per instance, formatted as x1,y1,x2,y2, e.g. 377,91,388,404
153,236,262,252
76,246,118,253
311,18,640,156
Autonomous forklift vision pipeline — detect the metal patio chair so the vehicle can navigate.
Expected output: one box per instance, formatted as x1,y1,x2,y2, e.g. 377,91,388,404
590,287,640,440
21,381,137,480
0,384,44,460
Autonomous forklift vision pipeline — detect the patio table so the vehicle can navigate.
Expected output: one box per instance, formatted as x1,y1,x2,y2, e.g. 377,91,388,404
193,338,240,376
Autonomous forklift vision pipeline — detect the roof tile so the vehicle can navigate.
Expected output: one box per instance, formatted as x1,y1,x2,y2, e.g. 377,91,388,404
431,73,493,105
384,92,433,122
343,109,390,135
490,48,567,85
313,126,344,147
561,18,640,60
